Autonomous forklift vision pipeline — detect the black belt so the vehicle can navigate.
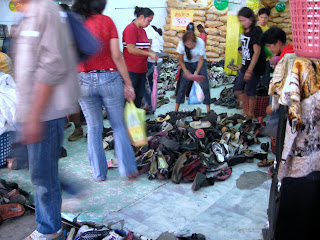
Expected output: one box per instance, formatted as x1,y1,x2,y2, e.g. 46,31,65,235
84,68,117,73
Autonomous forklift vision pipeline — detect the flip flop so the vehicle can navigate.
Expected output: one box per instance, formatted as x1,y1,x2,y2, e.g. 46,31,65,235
0,204,25,223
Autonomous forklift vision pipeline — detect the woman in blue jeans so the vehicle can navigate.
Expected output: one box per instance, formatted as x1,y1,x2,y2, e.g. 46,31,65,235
73,0,138,181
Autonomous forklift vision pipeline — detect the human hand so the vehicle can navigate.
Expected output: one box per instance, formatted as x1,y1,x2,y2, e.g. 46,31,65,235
232,65,241,71
22,119,44,144
149,52,159,62
124,85,135,101
244,70,252,82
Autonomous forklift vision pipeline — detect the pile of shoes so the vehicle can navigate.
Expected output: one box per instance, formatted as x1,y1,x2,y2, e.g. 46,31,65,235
0,179,27,224
207,62,236,88
130,108,269,191
211,86,237,109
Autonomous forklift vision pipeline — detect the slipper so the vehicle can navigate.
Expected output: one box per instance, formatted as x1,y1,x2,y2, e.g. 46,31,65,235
0,204,25,222
171,152,188,184
190,121,211,129
0,189,26,205
156,115,171,122
212,167,232,181
148,131,168,149
257,158,274,167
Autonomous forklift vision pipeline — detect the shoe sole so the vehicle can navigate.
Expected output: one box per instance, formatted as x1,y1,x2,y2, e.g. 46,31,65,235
68,135,83,141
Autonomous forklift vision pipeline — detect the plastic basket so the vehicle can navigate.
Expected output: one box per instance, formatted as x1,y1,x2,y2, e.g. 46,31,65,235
290,0,320,58
0,132,12,168
270,137,276,154
243,96,270,118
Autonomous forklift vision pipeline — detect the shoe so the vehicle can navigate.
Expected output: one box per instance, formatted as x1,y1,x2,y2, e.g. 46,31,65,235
68,128,83,141
261,142,269,152
190,121,211,129
102,230,125,240
192,173,215,191
226,155,247,166
60,147,67,158
24,228,63,240
212,167,232,181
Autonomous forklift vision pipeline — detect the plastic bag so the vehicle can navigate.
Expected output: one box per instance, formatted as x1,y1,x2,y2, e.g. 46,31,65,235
188,81,204,104
124,101,147,147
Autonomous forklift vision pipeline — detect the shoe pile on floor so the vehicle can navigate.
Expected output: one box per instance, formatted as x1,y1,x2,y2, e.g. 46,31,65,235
0,178,28,224
61,219,207,240
158,60,236,92
127,108,270,191
211,86,238,109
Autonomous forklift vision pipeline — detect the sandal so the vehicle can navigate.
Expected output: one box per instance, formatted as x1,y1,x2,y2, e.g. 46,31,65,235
0,204,25,223
257,158,274,167
212,167,232,181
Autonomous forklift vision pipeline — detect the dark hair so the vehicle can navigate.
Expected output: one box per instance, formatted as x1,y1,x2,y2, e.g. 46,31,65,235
59,3,70,11
238,7,256,31
238,46,242,52
183,31,197,60
260,27,287,45
134,6,154,18
72,0,106,19
197,24,204,29
186,22,195,32
258,8,271,16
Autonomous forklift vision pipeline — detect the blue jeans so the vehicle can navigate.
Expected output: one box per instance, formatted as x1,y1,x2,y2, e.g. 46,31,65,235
129,71,146,108
78,71,137,180
176,61,211,105
27,118,65,234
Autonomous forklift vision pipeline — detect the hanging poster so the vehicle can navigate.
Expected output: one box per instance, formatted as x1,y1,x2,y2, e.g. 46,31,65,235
170,9,194,31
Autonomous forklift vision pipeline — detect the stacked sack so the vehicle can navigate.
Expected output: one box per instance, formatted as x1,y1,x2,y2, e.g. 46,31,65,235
163,0,227,63
260,0,292,42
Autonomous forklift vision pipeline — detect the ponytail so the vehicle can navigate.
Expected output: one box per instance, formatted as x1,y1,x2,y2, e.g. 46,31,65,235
134,6,154,18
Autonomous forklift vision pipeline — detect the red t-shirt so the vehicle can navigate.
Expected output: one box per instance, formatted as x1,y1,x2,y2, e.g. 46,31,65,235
78,14,118,72
122,22,150,73
199,32,207,46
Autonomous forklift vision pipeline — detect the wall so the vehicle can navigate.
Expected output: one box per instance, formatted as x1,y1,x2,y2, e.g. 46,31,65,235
0,0,21,32
103,0,168,47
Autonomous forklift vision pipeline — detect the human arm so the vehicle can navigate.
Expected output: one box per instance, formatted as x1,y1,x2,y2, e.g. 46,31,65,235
195,55,204,75
178,53,192,78
126,44,158,61
232,65,242,71
23,83,53,144
110,38,135,101
244,43,261,81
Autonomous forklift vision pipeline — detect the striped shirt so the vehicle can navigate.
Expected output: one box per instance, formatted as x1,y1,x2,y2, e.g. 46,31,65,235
122,22,150,73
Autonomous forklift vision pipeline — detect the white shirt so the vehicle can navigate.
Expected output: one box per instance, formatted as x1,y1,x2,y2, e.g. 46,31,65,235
176,37,206,63
144,25,164,63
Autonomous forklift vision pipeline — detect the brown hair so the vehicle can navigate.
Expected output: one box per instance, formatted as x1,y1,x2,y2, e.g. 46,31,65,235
182,31,197,61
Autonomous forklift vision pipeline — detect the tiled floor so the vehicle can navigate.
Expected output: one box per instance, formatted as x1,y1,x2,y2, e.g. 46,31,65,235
0,85,273,240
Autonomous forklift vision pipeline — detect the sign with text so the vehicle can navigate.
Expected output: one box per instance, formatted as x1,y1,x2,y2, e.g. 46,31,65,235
170,9,194,31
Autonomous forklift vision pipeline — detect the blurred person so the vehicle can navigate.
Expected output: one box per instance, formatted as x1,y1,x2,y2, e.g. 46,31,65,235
257,8,273,88
234,7,266,119
143,24,164,113
184,22,196,100
12,0,80,239
259,27,294,137
72,0,138,181
197,24,207,46
122,6,158,108
175,31,211,113
58,3,84,142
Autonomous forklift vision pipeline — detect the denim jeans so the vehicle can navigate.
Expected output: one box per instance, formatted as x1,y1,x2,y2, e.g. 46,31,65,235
78,71,137,180
129,71,147,108
176,61,211,105
27,118,65,234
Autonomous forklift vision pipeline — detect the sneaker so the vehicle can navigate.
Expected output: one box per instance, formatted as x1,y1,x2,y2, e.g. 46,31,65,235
102,229,126,240
68,128,83,141
25,228,63,240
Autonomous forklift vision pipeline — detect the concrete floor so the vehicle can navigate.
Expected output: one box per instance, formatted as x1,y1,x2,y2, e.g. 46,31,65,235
0,85,273,240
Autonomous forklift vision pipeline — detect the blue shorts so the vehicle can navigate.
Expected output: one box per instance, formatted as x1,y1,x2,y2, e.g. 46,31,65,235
234,71,260,97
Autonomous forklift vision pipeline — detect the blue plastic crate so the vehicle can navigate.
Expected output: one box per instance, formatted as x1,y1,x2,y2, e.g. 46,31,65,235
0,132,12,168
